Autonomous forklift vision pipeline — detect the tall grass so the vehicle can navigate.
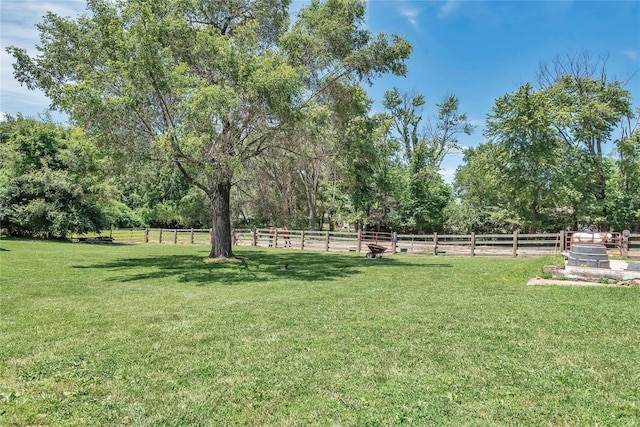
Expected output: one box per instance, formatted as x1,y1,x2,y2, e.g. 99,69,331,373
1,239,638,426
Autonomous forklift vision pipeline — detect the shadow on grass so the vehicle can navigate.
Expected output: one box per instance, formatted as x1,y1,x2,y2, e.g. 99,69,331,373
74,248,452,286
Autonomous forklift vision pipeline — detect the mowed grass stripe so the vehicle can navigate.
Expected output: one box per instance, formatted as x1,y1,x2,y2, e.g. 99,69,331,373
1,239,638,426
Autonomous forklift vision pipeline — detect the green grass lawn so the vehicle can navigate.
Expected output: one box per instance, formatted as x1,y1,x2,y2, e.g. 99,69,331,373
1,239,639,426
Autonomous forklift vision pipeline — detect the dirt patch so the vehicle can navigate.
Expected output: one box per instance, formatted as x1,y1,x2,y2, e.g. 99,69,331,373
527,277,640,287
202,255,249,264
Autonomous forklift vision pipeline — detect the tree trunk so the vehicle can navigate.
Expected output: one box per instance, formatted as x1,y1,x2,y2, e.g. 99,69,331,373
593,154,607,221
209,181,233,259
308,201,317,231
298,166,319,231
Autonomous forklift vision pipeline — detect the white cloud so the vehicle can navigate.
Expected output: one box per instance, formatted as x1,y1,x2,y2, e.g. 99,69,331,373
0,1,87,119
397,4,422,30
623,50,639,61
440,167,457,184
437,0,461,19
3,0,88,18
468,118,484,127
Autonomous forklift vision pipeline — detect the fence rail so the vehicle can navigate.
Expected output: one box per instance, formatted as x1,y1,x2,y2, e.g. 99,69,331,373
80,228,640,258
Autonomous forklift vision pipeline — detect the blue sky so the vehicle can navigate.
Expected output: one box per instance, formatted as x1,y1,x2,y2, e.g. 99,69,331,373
2,0,639,181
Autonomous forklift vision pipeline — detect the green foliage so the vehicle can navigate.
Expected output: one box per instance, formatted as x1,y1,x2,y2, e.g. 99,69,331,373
443,201,485,234
337,97,398,229
8,0,411,256
608,118,640,230
283,0,411,87
105,159,211,228
382,87,425,162
542,68,633,226
425,94,475,169
376,89,478,233
482,83,563,231
399,147,451,232
548,75,631,154
0,116,108,237
458,76,636,233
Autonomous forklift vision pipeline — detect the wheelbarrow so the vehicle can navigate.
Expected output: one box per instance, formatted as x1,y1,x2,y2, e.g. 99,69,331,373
366,243,388,258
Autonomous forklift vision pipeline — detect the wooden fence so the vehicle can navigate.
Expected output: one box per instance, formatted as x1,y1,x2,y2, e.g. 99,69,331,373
99,228,640,258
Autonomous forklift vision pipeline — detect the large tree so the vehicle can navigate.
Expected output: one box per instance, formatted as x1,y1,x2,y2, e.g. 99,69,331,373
8,0,410,257
381,89,472,232
538,52,632,225
483,83,564,231
456,65,635,232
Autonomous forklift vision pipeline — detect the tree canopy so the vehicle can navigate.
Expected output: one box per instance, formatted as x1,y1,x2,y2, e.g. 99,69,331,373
0,116,108,237
455,66,637,233
8,0,411,256
6,7,638,237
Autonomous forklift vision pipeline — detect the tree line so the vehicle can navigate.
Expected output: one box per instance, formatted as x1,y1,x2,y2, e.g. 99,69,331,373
3,1,639,257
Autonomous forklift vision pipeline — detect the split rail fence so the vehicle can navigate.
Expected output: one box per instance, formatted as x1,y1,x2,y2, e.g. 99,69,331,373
100,228,640,258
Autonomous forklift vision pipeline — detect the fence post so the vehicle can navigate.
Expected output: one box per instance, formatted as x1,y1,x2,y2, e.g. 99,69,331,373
252,229,257,246
357,229,362,253
559,230,565,252
174,229,178,244
144,228,149,243
471,233,476,256
623,235,629,257
209,228,213,244
512,231,518,257
301,230,305,250
190,228,194,244
391,232,397,254
433,232,438,255
325,231,330,251
159,228,163,244
274,229,279,248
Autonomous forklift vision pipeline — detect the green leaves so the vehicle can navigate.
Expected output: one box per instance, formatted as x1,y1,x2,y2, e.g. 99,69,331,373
0,117,109,237
548,75,631,154
462,66,636,233
283,0,411,91
7,0,412,248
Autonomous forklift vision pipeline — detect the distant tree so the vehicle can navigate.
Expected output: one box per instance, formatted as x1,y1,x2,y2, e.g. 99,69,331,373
287,105,337,230
232,80,395,231
424,95,475,169
0,116,107,237
238,151,303,228
483,83,564,231
329,86,401,230
8,0,410,257
452,142,522,232
453,52,636,233
538,52,633,226
403,144,451,231
608,111,640,231
339,106,398,230
103,150,213,229
381,89,472,232
382,88,425,163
